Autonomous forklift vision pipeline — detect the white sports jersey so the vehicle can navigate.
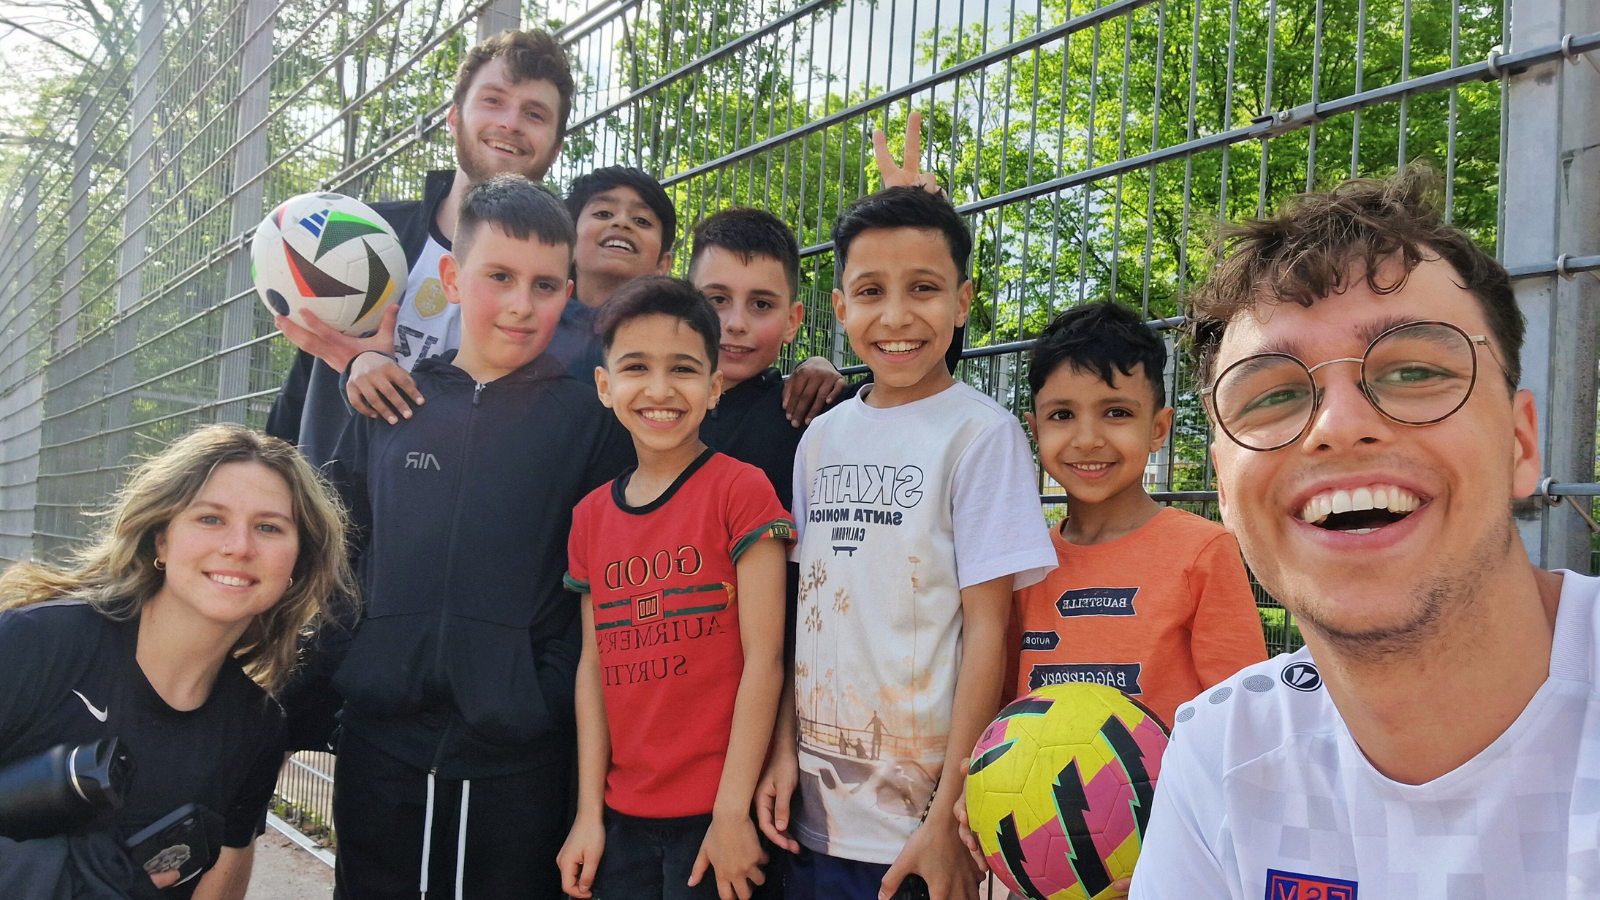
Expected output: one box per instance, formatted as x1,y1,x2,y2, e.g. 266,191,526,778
391,231,456,371
1131,570,1600,900
789,382,1056,864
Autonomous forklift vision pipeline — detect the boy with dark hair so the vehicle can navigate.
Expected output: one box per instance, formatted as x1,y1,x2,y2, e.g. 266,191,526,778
551,167,682,377
760,187,1056,900
326,175,634,900
1006,301,1266,725
558,276,790,900
687,206,808,508
688,207,845,900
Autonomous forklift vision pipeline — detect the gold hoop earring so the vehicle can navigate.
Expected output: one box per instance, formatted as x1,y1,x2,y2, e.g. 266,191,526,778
153,558,165,571
287,577,294,588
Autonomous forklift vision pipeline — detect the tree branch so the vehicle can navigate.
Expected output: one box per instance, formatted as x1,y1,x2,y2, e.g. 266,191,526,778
0,17,96,65
0,132,115,167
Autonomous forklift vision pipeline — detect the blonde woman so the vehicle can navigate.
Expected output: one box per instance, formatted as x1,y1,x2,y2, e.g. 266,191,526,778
0,424,351,899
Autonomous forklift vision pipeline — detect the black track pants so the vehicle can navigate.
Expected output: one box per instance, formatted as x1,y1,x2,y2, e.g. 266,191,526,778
332,730,570,900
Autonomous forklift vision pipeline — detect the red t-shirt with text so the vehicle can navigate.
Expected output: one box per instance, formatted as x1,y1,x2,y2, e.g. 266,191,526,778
565,450,792,818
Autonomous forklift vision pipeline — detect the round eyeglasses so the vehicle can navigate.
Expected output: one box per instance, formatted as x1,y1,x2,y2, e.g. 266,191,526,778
1200,320,1508,452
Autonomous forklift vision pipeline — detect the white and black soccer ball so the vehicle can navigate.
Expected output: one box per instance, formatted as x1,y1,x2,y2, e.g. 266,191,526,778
251,192,408,336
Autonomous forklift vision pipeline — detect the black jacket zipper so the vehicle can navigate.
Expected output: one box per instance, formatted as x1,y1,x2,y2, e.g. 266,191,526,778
426,379,485,766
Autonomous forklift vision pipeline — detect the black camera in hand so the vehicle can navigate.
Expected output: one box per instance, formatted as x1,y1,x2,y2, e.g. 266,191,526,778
0,739,134,840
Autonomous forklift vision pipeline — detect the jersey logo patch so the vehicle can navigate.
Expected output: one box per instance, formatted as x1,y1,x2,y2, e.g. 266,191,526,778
72,690,108,722
1021,630,1059,651
1055,587,1138,617
1281,662,1323,692
1265,869,1356,900
404,452,441,470
412,278,447,318
1027,662,1141,694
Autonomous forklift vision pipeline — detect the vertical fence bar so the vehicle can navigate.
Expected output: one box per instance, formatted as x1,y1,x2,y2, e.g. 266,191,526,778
217,0,276,424
57,100,98,353
105,0,167,471
1503,0,1599,570
480,0,523,43
0,172,45,563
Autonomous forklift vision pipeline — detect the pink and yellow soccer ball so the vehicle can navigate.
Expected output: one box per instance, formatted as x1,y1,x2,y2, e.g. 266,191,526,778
965,683,1170,900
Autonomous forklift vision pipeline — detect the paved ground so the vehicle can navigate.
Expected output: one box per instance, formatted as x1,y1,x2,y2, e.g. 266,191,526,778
245,829,334,900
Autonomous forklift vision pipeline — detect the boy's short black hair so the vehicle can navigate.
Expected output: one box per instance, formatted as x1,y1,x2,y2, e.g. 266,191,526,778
565,167,678,255
597,276,720,371
689,208,801,298
1028,301,1167,408
455,175,575,260
830,186,971,286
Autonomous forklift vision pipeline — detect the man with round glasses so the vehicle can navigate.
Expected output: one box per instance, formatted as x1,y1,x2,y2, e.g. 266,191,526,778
1130,167,1600,898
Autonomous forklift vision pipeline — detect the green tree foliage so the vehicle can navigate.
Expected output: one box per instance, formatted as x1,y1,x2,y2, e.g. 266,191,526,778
0,0,1505,557
557,0,1501,491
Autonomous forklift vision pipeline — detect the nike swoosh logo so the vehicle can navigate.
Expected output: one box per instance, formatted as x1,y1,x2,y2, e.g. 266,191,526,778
72,690,108,722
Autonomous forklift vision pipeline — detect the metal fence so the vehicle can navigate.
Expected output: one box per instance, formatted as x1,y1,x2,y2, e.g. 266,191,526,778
0,0,1595,644
272,751,337,848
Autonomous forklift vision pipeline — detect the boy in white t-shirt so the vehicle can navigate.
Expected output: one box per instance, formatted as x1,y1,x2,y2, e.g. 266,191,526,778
1131,168,1600,898
757,186,1056,900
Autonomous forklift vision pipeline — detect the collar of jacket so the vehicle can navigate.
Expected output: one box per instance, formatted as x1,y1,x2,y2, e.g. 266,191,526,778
422,169,455,218
414,349,568,387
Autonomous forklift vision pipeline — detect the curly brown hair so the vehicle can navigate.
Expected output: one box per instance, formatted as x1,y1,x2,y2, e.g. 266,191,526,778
1187,165,1522,392
453,29,575,133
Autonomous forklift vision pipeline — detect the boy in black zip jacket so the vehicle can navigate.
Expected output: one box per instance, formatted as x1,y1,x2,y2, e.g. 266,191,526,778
325,175,634,900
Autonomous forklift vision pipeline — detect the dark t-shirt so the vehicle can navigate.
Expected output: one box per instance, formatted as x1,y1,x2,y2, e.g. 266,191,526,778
0,601,284,897
699,368,809,511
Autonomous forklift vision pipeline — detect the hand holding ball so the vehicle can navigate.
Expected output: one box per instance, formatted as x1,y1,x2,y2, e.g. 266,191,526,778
251,193,408,336
964,683,1168,900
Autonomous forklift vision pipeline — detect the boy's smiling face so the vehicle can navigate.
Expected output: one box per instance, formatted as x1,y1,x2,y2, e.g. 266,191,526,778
691,245,803,387
442,224,573,382
1026,362,1173,506
574,186,672,284
596,313,723,455
831,226,971,406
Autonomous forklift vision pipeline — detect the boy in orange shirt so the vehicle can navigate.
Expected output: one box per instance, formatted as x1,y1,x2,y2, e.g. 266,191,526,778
1005,301,1267,727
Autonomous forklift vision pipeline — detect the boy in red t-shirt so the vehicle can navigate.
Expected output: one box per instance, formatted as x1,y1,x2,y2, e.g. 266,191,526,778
558,276,792,900
1004,301,1268,727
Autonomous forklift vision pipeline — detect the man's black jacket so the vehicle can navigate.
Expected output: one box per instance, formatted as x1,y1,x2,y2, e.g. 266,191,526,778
324,351,634,778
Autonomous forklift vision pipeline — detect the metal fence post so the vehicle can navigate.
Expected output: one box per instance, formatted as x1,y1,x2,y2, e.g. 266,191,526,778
57,99,97,352
1503,0,1600,570
0,171,44,563
478,0,521,42
104,0,164,467
217,0,276,424
1,173,41,387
